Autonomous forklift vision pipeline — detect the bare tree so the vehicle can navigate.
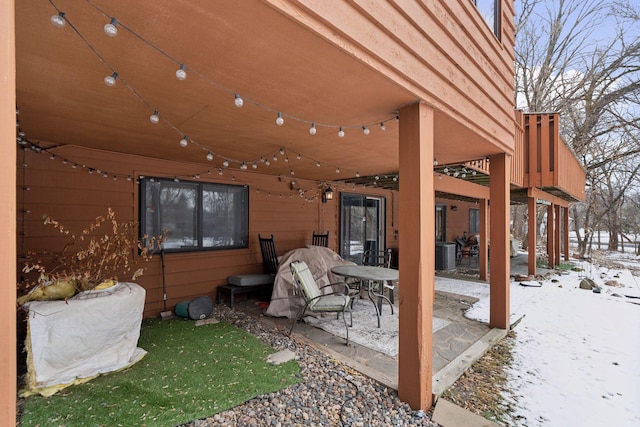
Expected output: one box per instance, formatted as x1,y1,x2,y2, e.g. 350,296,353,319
515,0,640,256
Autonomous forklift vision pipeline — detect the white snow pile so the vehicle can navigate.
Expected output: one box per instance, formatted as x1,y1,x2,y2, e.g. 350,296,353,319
436,252,640,427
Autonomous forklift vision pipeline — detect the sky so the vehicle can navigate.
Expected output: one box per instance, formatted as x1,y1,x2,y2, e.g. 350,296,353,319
435,251,640,426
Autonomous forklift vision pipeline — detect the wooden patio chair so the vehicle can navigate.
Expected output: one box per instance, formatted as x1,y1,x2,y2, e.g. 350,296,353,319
311,231,329,247
258,234,279,276
289,260,352,344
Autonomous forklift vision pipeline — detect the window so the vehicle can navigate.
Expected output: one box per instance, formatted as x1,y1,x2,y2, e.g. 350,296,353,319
469,208,480,234
140,178,249,252
474,0,500,39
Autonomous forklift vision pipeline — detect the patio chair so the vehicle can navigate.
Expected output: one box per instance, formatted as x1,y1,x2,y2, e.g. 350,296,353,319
361,248,395,304
258,234,279,276
311,231,329,247
289,260,352,344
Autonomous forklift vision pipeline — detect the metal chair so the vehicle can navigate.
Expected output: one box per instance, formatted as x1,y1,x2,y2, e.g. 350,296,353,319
289,260,352,344
359,248,395,304
311,231,329,247
258,234,279,276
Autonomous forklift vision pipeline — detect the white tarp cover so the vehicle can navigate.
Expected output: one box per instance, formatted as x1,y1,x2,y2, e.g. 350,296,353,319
23,282,147,396
264,246,356,319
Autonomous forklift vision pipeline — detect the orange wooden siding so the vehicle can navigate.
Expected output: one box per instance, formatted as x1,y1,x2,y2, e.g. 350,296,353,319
521,113,585,201
17,145,397,317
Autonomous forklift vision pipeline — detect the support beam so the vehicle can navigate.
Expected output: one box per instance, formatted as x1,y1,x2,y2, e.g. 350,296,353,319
564,207,570,261
398,102,434,410
554,204,561,266
488,153,510,329
0,0,17,424
479,198,488,281
547,204,555,267
527,196,537,277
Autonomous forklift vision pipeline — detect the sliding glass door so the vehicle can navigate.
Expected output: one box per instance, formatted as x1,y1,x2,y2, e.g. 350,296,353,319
339,193,385,264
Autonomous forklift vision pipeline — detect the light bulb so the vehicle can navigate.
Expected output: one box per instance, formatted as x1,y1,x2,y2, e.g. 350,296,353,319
380,122,386,131
104,18,118,37
356,171,360,178
362,126,370,136
265,160,270,166
240,162,247,170
316,161,321,167
206,151,214,161
51,12,66,28
234,94,244,107
218,168,223,175
222,160,229,167
309,123,316,135
433,158,438,166
279,147,285,155
175,64,187,80
296,154,301,160
104,72,118,87
336,168,341,174
290,170,295,175
252,162,258,169
179,136,188,147
275,112,284,126
273,155,278,161
149,110,159,124
338,127,345,138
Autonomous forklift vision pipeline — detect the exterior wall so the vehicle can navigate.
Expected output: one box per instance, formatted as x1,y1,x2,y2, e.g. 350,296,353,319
435,198,484,242
270,0,516,156
16,144,396,318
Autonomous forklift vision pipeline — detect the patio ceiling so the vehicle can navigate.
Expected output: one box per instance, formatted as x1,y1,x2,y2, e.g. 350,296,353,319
15,0,496,184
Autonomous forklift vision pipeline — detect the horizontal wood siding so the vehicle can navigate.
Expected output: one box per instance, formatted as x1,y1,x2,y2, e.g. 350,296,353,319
16,144,396,317
271,0,516,153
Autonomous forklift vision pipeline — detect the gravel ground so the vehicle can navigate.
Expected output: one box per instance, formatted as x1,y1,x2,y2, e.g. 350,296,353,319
181,304,440,427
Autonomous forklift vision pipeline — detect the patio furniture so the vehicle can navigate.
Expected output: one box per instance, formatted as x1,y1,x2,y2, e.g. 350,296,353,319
331,265,398,328
258,234,279,276
289,260,352,345
311,231,329,247
362,248,394,303
218,274,275,308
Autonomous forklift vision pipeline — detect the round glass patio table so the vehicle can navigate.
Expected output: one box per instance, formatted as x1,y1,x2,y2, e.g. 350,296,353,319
331,265,398,328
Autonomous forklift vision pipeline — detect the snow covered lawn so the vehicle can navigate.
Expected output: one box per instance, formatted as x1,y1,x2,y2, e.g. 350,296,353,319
436,254,640,426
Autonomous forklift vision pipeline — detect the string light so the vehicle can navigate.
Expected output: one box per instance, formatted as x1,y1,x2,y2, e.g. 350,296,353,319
222,160,229,167
179,136,188,147
380,122,386,131
103,18,118,37
234,94,244,108
362,126,370,136
206,151,213,161
39,9,400,181
51,12,66,28
104,72,118,87
175,64,187,80
240,162,247,170
338,127,345,138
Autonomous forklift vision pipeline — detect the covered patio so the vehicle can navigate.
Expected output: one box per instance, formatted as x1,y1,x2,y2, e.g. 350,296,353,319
2,0,519,422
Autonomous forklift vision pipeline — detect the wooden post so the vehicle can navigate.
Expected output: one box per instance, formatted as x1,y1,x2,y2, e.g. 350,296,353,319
398,102,434,410
564,207,570,261
527,196,537,277
0,0,17,423
489,153,510,329
547,203,555,267
554,204,561,266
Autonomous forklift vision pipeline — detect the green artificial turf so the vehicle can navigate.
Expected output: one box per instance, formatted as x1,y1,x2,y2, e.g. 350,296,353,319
20,318,300,427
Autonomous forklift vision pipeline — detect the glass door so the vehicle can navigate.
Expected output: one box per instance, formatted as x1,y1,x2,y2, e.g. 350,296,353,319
340,193,385,264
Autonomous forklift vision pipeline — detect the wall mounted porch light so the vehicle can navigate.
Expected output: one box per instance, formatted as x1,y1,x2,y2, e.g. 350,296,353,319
322,186,334,203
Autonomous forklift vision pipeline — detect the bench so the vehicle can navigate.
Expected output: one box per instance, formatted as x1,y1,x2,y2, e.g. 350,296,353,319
217,274,274,309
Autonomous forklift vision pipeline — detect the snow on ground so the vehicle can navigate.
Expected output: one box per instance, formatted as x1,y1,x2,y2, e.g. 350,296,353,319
435,253,640,427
